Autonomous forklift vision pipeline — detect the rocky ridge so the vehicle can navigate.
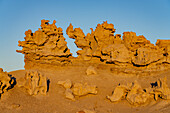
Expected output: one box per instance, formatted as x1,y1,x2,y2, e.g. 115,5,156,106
17,20,170,71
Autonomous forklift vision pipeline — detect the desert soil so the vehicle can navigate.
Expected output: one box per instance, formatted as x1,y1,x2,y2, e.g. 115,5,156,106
0,65,170,113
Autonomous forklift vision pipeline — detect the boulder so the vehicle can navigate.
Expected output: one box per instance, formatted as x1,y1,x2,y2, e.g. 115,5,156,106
58,80,97,100
72,82,97,96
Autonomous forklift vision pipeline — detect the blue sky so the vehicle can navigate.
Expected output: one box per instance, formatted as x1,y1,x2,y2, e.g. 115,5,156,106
0,0,170,72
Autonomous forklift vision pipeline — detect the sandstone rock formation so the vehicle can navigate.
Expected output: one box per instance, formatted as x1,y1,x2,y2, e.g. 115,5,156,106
17,19,72,67
72,82,97,96
150,77,170,100
17,71,47,95
66,21,123,61
86,66,97,75
66,21,169,69
123,32,164,66
107,77,170,106
156,40,170,63
126,81,150,105
17,20,170,70
107,85,129,102
57,79,72,89
0,68,14,97
58,79,97,100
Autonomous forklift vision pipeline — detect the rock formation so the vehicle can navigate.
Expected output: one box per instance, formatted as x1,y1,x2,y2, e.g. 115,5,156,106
72,82,97,96
58,79,97,100
17,20,72,67
17,20,170,70
150,77,170,100
66,21,122,61
17,71,47,95
86,66,97,75
156,40,170,63
107,77,170,106
66,21,169,69
0,68,14,97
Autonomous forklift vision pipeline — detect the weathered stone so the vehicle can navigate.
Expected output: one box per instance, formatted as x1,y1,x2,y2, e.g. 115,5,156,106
17,20,170,70
153,77,170,100
66,21,117,61
0,68,14,97
17,71,47,95
17,19,72,67
123,32,151,52
107,77,170,106
58,80,97,100
65,88,75,101
156,39,170,63
126,81,150,105
58,79,72,89
132,47,163,66
101,44,131,63
72,82,97,96
107,85,128,102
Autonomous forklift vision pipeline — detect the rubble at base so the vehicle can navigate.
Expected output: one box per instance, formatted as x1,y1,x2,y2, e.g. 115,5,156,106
107,77,170,106
58,79,97,100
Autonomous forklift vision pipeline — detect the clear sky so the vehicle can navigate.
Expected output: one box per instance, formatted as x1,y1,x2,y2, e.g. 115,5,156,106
0,0,170,72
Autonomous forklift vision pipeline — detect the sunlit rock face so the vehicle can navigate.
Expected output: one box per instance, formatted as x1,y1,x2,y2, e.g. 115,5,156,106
17,19,72,66
17,20,169,70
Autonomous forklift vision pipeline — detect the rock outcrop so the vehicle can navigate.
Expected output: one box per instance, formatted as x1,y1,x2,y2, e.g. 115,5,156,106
66,21,123,61
17,71,47,95
150,77,170,100
123,32,164,66
58,79,97,100
66,21,169,69
156,40,170,63
17,20,170,70
0,68,15,97
17,20,72,67
107,77,170,106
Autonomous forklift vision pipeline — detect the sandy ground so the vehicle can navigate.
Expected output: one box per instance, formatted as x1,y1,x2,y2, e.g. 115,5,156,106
0,65,170,113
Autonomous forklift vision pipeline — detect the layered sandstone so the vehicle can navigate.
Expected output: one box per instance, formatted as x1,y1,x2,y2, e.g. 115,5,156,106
17,20,72,66
66,21,169,69
156,39,170,63
17,20,170,70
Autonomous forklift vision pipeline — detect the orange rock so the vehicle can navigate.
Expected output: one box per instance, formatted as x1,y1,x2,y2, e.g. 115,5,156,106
17,20,170,70
0,68,15,97
17,71,47,95
156,39,170,63
66,21,119,61
123,32,151,52
17,20,72,66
